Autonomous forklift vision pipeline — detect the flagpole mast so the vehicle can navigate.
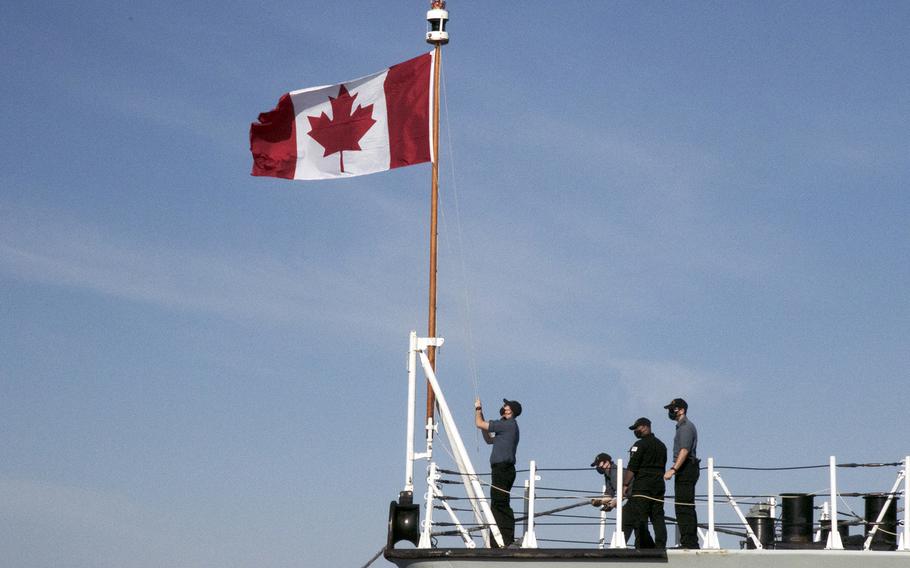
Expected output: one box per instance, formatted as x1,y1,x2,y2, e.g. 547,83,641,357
425,2,449,422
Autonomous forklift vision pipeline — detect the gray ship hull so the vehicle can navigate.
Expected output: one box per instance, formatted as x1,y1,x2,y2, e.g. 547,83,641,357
385,548,910,568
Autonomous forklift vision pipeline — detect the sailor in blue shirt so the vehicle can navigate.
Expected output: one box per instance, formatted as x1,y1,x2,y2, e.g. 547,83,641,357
475,397,521,547
663,398,700,549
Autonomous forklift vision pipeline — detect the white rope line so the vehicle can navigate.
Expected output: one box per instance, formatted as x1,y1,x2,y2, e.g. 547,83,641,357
439,63,481,400
838,492,861,522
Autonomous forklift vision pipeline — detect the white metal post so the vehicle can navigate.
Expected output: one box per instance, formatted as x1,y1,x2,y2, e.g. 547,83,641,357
418,347,505,547
826,456,844,549
422,461,476,548
521,460,539,548
704,457,720,549
900,455,909,551
419,461,438,548
522,480,530,542
609,458,626,549
404,332,418,493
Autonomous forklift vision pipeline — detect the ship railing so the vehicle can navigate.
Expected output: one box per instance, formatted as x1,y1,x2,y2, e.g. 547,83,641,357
703,455,910,551
428,454,909,551
522,456,910,551
405,333,909,551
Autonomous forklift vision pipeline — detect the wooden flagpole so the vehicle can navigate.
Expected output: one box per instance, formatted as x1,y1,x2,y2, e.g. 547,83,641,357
425,2,448,423
426,41,441,422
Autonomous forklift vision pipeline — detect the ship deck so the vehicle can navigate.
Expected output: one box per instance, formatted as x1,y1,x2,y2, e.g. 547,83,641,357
385,547,910,568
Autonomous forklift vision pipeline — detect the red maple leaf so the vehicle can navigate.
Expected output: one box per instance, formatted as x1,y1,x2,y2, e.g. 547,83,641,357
306,85,377,173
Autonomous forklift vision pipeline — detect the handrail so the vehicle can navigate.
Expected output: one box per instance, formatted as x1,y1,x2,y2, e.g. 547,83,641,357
403,337,910,552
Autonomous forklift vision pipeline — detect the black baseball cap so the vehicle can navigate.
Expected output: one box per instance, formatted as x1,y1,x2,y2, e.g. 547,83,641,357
591,452,613,467
502,399,522,417
663,398,688,410
628,417,651,430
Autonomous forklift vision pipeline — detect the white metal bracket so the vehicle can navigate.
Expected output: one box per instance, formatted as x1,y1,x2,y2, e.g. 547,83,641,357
418,462,438,548
404,335,504,548
419,461,476,548
704,458,760,549
417,337,445,350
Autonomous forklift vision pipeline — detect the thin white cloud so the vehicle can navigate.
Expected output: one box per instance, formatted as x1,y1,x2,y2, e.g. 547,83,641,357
0,204,414,335
607,357,738,410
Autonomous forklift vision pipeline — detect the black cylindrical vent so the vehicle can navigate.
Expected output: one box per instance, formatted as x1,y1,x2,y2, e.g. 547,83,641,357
780,493,814,543
745,515,775,549
864,493,897,550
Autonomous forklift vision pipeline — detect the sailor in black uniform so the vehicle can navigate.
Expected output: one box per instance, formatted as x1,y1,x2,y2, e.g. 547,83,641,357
623,417,668,548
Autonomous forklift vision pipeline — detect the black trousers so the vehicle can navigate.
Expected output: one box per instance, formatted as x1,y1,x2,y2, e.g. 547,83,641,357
622,503,653,548
490,462,516,547
674,461,700,548
624,491,667,548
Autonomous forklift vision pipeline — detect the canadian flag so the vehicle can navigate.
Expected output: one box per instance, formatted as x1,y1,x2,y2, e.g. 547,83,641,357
250,52,434,180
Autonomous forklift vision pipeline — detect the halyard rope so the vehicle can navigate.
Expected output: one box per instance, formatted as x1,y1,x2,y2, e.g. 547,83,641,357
437,59,481,401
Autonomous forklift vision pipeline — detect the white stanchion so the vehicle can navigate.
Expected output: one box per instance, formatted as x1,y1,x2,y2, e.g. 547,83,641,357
826,456,844,549
521,460,539,548
703,457,720,549
609,458,627,549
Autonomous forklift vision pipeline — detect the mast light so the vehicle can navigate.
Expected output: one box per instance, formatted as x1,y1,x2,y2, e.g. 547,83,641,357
426,1,449,45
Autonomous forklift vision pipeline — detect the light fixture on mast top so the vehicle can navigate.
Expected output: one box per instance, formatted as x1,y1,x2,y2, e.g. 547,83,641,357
426,1,449,45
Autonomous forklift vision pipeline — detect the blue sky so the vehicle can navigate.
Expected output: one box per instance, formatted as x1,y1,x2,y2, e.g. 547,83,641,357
2,1,908,566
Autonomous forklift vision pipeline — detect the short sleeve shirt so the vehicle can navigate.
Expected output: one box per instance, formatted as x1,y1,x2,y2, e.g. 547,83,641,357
673,416,697,460
602,468,617,498
487,418,519,465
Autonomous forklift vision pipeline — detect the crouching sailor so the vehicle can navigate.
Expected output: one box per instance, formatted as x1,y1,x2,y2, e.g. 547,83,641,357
475,397,521,547
590,452,618,511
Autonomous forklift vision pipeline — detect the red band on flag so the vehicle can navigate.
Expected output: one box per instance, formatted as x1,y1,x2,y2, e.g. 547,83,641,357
250,93,297,179
385,53,432,169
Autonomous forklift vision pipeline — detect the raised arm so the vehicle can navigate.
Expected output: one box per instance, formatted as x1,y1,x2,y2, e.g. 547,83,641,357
474,398,491,430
